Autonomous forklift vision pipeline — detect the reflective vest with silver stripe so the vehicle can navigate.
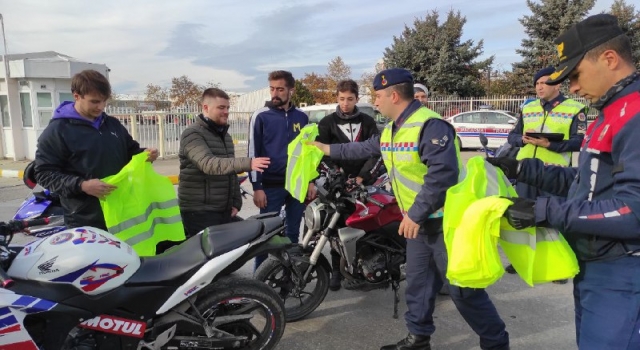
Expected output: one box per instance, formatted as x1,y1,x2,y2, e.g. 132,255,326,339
100,153,186,256
380,107,463,218
285,124,324,203
516,98,585,166
443,156,579,286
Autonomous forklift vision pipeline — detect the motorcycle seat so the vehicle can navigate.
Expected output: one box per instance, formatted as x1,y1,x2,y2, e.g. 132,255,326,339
244,212,284,234
259,216,284,234
200,220,264,259
125,233,206,286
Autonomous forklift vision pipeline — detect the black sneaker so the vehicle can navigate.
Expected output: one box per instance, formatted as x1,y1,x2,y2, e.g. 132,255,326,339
329,272,343,291
380,333,431,350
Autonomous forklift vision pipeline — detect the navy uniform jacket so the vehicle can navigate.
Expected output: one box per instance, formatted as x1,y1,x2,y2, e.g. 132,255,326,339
518,76,640,260
330,100,459,225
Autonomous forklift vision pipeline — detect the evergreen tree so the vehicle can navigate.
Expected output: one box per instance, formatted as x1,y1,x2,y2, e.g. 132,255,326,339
512,0,595,94
609,0,640,69
291,80,315,107
383,9,492,97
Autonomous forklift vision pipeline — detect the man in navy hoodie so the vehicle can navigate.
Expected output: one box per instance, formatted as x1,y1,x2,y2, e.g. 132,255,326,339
34,70,157,231
249,70,314,268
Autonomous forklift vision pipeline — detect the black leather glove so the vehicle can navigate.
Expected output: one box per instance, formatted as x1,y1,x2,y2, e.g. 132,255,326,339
486,157,520,180
503,197,536,229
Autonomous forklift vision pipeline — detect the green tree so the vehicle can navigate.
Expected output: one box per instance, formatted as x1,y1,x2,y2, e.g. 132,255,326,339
609,0,640,69
291,80,315,107
383,9,492,97
512,0,595,94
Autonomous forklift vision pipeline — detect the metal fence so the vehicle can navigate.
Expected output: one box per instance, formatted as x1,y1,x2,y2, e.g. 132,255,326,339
425,95,598,120
106,94,596,159
105,106,251,159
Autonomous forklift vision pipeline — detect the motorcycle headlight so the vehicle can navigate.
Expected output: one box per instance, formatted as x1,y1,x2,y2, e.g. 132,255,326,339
304,200,327,231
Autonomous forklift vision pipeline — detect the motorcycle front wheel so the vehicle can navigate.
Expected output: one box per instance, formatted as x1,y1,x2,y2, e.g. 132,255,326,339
254,256,330,322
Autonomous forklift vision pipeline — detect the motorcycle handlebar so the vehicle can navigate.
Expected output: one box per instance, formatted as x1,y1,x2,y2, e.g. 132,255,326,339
366,196,385,208
0,219,43,289
0,218,50,237
0,267,13,288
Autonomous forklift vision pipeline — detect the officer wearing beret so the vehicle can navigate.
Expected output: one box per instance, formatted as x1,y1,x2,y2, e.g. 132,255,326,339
312,68,510,350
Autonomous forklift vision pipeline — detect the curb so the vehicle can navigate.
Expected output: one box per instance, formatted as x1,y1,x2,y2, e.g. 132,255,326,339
0,169,24,179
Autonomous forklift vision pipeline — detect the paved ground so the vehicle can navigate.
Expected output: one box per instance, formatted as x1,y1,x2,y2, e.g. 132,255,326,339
0,152,579,350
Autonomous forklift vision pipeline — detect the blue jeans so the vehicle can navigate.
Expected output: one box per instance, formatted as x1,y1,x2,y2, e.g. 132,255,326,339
253,187,305,270
404,219,509,349
573,256,640,349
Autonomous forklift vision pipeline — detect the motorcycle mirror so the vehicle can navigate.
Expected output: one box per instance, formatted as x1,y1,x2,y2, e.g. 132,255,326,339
479,133,489,148
479,133,491,159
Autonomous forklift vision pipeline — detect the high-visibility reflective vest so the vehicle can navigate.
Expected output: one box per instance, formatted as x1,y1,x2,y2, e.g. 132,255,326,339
516,99,585,166
285,124,324,203
100,153,186,256
443,156,579,287
380,107,463,218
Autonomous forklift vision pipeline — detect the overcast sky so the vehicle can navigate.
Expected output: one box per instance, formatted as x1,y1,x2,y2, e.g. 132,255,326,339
1,0,615,95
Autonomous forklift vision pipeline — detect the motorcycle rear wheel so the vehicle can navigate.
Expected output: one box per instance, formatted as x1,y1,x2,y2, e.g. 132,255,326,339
254,256,329,322
173,276,286,350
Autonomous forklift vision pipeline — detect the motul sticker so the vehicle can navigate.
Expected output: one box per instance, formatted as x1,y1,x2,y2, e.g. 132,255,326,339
79,315,146,338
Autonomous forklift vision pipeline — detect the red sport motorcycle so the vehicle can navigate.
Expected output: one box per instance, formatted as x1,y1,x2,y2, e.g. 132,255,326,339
254,167,406,321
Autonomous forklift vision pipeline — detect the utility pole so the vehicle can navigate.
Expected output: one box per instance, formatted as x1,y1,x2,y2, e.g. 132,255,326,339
0,13,8,158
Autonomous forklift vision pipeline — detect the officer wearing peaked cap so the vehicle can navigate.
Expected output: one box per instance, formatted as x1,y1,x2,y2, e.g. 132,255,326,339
311,68,510,350
489,14,640,349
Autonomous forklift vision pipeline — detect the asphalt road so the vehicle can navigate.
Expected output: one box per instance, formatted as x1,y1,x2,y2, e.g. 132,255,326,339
0,151,579,350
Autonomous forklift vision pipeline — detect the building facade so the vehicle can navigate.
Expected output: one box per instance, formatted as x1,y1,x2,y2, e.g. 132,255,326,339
0,51,109,160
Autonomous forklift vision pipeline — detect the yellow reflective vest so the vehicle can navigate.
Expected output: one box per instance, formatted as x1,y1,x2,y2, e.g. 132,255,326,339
285,124,324,203
443,156,579,287
380,107,463,217
516,99,585,166
100,153,186,256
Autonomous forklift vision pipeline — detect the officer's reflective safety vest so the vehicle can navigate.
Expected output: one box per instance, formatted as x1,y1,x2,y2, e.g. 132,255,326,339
516,99,585,166
285,124,324,203
380,107,463,218
100,153,186,256
443,156,579,287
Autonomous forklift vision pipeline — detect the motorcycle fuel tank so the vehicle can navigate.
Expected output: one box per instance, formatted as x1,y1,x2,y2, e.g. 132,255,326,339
345,193,403,232
8,227,141,295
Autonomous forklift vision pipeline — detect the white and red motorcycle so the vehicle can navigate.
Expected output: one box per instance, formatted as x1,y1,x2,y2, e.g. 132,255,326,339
0,213,288,350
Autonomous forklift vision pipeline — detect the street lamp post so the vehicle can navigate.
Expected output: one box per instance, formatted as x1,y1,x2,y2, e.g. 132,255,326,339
0,13,8,158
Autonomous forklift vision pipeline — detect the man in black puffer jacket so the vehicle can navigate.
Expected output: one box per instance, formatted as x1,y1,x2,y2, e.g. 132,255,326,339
178,88,270,237
316,79,381,291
